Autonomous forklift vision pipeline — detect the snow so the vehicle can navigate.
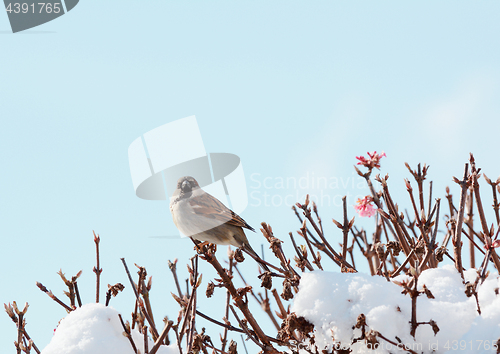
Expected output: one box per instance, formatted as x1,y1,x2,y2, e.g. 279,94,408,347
37,266,500,354
41,303,179,354
292,265,500,353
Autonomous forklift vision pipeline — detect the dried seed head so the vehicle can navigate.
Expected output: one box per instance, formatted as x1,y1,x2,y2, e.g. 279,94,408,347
281,280,294,300
415,239,425,255
234,248,245,263
429,319,440,335
228,340,237,354
259,271,273,290
422,284,435,299
294,257,307,272
374,242,385,259
269,237,283,248
206,282,215,298
108,283,125,297
465,282,475,297
236,286,252,298
366,329,379,346
277,313,314,342
386,241,401,256
354,313,366,329
436,246,447,262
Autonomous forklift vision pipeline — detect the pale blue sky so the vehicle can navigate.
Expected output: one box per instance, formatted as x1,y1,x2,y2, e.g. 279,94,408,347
2,0,500,351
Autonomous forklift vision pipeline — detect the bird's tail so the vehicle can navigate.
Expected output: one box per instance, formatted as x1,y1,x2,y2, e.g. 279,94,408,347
242,243,271,272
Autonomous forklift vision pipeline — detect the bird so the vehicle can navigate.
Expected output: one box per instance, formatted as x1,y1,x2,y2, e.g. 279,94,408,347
170,176,270,272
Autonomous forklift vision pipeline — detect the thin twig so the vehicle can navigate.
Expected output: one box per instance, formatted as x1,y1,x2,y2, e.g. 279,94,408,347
241,334,249,354
391,249,415,278
168,259,183,298
118,314,138,354
196,310,284,346
452,163,469,279
4,303,40,354
136,265,156,331
15,303,27,354
120,258,159,340
427,181,433,220
149,321,174,354
341,196,352,270
377,332,418,354
185,256,199,353
299,221,323,270
221,252,233,353
193,243,280,353
289,232,314,271
483,174,500,225
74,281,82,308
92,231,102,303
229,305,264,349
467,187,475,268
143,325,149,354
36,282,72,312
271,289,288,319
297,200,355,271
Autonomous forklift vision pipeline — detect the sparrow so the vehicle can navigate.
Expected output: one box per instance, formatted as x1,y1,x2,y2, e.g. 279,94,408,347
170,176,269,271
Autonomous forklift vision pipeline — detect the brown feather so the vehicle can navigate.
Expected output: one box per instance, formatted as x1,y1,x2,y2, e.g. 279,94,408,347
188,193,255,231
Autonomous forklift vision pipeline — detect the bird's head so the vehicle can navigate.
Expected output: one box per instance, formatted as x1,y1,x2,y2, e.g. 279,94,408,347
177,176,200,194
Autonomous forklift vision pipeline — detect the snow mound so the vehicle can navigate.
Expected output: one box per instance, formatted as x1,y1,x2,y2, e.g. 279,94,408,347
293,265,500,353
41,303,178,354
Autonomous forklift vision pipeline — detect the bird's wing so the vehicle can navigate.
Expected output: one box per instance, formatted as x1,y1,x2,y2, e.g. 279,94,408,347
189,192,255,232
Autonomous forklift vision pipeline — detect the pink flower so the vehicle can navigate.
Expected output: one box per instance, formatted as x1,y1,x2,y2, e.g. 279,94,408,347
354,196,377,217
356,151,386,170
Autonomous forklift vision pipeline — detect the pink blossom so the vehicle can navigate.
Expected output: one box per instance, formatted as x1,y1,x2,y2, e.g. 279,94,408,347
354,196,377,217
356,151,386,170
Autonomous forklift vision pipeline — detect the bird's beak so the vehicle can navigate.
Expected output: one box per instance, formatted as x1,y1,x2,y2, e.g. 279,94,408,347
181,180,190,192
